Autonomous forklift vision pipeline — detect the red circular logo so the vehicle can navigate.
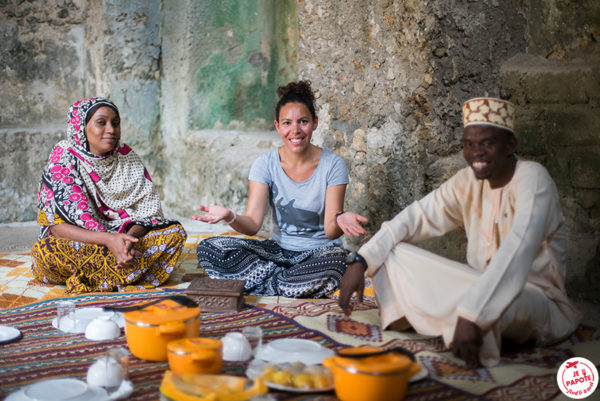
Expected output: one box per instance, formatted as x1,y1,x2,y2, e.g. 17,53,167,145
557,357,598,399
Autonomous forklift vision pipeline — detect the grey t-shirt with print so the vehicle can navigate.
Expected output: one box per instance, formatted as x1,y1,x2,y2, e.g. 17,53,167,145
248,148,349,251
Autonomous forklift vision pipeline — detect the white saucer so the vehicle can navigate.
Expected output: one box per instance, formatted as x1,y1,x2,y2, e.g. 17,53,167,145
51,308,124,334
255,339,334,365
6,378,109,401
410,364,428,382
0,325,22,344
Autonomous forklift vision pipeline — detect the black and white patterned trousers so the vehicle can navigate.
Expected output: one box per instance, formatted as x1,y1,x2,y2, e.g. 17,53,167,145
196,236,347,298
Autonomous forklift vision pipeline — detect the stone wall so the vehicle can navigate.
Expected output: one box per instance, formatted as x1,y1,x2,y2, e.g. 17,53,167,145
296,0,527,257
0,0,162,221
499,0,600,299
0,0,295,223
295,0,599,301
0,0,86,222
0,0,598,302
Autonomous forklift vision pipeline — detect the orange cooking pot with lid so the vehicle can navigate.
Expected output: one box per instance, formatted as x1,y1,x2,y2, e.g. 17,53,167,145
322,346,420,401
168,337,223,374
124,298,200,361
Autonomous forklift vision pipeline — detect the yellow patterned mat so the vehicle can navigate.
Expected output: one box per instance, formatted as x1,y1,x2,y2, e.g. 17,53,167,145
0,232,222,309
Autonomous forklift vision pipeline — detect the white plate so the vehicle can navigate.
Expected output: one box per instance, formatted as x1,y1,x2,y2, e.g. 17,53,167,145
410,364,428,382
246,359,334,393
5,379,109,401
51,308,124,334
262,381,333,393
25,378,88,400
255,339,334,365
0,325,22,344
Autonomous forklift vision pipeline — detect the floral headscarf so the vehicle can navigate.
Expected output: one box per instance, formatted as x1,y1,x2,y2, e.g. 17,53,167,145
37,97,174,238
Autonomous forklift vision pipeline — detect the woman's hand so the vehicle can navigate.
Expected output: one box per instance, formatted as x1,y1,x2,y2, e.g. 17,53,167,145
104,233,139,269
50,223,139,269
126,224,150,239
336,212,368,237
193,205,233,224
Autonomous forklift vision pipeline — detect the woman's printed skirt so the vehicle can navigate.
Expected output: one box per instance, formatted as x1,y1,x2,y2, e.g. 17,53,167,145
30,224,187,294
196,236,347,298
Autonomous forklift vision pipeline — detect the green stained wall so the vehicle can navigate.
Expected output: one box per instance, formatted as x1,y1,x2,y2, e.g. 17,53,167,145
191,0,297,131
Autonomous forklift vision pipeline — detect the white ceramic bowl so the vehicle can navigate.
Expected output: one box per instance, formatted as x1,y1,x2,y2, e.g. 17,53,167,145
221,332,252,361
85,316,121,341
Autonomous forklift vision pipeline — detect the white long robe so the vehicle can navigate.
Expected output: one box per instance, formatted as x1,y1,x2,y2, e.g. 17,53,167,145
359,160,581,366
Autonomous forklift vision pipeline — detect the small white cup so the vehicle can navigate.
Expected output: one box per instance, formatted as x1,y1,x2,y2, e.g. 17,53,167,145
56,300,76,332
221,332,253,361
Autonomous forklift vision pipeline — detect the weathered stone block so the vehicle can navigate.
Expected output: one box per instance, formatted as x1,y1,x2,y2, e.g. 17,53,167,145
162,130,279,225
0,128,63,223
563,146,600,189
526,0,600,57
500,53,600,104
541,105,600,147
561,196,598,283
513,105,548,157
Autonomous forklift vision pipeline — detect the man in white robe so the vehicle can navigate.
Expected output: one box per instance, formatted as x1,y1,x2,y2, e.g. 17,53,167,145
338,97,581,367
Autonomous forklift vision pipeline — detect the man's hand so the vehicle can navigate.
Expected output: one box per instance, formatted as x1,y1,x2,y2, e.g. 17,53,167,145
450,317,483,369
338,262,366,316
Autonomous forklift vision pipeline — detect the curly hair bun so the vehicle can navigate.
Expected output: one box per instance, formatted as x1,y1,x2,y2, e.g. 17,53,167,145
276,80,314,101
275,80,317,121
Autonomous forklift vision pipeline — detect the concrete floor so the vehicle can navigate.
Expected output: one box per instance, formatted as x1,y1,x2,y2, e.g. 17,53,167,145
1,221,598,329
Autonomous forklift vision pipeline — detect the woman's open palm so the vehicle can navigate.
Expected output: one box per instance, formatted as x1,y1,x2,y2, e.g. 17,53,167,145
193,205,230,224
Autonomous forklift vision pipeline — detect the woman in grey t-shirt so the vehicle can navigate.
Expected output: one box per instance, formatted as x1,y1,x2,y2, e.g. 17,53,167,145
193,81,367,297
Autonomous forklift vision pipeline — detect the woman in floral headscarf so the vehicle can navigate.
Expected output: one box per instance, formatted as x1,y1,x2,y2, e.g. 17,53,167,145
31,97,187,294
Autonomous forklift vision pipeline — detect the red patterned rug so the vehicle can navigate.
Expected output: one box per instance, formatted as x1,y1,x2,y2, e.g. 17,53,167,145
0,290,486,401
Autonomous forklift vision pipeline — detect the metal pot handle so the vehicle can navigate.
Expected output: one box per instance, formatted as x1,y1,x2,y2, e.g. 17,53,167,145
157,321,185,335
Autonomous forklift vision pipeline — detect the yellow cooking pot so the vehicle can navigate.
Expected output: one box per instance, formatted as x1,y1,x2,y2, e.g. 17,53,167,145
322,346,420,401
124,299,201,361
168,338,223,374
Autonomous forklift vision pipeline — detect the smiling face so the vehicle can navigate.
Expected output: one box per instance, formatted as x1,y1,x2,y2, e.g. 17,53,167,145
461,124,517,188
274,102,318,154
85,106,121,156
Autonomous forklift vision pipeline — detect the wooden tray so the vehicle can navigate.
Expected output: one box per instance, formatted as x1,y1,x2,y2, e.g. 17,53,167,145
184,277,246,312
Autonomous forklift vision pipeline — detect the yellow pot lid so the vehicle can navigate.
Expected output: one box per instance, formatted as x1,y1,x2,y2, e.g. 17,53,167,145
168,338,222,354
124,299,200,326
332,347,413,375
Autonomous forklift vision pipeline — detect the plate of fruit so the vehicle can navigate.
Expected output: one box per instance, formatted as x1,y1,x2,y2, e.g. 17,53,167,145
246,360,334,393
